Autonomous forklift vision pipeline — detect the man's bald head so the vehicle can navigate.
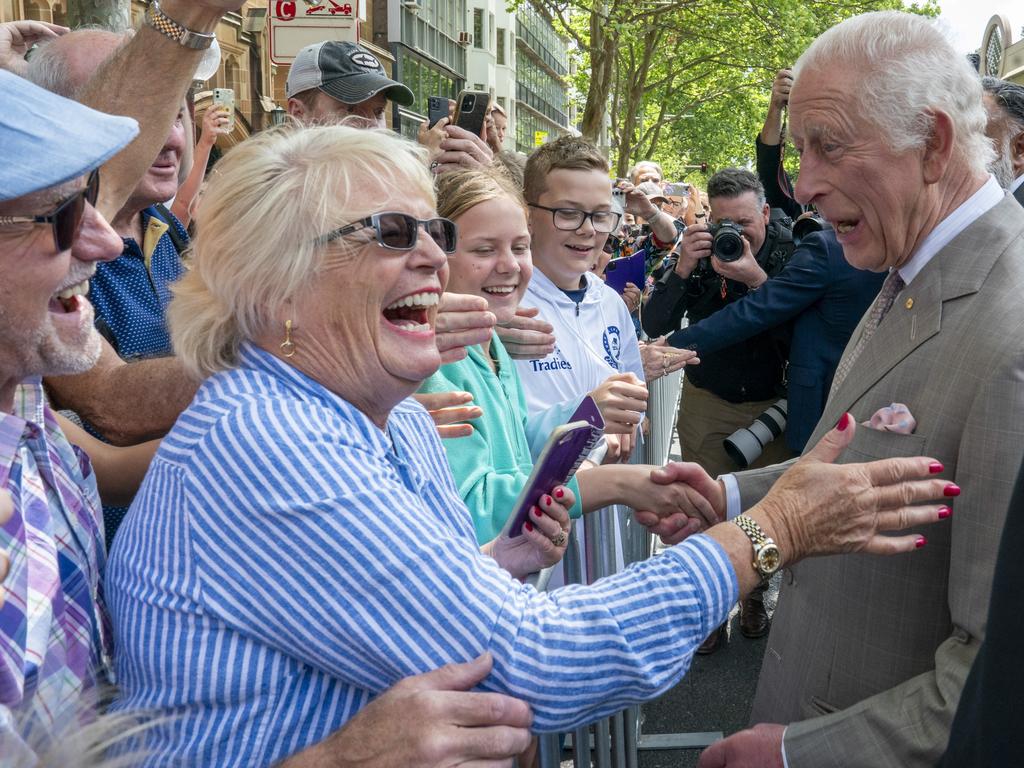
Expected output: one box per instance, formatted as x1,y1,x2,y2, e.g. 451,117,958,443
27,28,188,221
28,28,124,97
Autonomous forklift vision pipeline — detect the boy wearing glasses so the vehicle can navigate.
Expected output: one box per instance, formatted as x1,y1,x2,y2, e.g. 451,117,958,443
514,136,650,463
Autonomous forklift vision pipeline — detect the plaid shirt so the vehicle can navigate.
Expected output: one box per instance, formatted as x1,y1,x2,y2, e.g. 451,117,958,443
0,380,107,745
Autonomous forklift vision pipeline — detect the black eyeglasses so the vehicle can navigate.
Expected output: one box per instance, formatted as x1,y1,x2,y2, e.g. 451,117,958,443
528,203,622,234
0,169,100,252
316,211,458,254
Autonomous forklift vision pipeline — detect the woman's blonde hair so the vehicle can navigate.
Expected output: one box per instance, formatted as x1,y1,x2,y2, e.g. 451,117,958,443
435,165,525,224
169,124,433,379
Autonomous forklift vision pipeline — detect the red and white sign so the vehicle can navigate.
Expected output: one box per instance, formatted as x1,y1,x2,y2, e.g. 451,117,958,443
269,0,359,65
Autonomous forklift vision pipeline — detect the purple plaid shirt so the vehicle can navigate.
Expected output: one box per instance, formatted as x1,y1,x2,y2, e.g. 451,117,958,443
0,380,107,745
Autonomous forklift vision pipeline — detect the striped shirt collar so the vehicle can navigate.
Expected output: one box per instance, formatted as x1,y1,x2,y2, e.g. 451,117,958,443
231,342,393,451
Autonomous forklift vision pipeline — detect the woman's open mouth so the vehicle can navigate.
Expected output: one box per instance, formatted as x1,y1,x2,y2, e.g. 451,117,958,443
382,291,439,334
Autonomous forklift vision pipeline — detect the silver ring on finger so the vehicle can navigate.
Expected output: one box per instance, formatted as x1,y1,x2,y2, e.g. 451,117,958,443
550,530,568,548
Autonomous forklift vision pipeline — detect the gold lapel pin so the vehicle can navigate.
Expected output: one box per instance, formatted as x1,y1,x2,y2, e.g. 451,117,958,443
905,298,914,310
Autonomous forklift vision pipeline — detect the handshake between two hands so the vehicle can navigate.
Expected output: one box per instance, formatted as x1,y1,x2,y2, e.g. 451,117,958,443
633,401,941,557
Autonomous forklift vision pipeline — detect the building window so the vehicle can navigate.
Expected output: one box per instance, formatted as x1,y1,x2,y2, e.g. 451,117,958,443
473,8,484,49
497,27,506,64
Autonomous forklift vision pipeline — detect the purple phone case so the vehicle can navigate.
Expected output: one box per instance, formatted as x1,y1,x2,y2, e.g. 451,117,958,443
605,251,646,294
503,397,605,538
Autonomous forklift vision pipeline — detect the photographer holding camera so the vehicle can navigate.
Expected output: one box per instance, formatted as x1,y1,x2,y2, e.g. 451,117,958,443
644,168,795,650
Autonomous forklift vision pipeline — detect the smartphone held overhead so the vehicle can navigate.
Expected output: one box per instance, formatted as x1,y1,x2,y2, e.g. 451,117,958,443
212,88,235,132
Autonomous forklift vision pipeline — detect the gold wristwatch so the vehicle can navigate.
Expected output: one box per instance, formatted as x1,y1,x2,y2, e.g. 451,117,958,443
144,0,216,50
732,515,781,581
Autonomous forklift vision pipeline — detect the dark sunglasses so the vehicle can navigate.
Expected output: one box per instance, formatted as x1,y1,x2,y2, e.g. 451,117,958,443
0,169,100,252
315,211,458,254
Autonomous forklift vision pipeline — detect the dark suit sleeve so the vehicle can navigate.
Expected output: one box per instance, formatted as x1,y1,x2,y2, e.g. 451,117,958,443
666,233,831,354
940,457,1024,767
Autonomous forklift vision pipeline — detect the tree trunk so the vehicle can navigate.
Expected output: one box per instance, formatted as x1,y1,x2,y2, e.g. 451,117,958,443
579,6,614,146
66,0,130,31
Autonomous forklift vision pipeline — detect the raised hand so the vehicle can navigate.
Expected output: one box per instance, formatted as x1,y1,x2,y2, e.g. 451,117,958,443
589,372,648,435
754,414,952,561
435,292,496,364
640,337,698,382
0,20,67,76
495,306,556,360
412,391,483,439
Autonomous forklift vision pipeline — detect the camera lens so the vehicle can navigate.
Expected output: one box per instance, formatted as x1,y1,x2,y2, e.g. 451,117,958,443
462,95,475,111
713,229,744,262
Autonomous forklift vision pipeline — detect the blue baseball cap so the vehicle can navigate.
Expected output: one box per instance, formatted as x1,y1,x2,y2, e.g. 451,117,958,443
0,69,139,202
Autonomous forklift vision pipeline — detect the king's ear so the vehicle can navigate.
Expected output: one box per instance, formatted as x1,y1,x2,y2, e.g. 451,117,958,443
922,109,955,185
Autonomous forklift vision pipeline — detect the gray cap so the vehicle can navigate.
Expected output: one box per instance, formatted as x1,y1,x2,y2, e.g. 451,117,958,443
0,69,138,202
286,41,414,107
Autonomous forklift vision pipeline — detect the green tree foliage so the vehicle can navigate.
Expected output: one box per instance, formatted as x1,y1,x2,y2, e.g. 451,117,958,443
529,0,938,181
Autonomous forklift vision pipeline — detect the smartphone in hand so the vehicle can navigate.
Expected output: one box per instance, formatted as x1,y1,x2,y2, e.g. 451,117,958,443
453,90,491,139
427,96,449,129
212,88,235,132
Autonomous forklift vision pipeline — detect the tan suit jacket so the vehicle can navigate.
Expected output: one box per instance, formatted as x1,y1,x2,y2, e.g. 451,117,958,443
735,196,1024,767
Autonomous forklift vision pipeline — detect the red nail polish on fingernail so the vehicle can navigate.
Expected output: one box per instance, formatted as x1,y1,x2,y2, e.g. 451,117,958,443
532,507,542,518
555,488,564,499
543,495,552,506
944,484,961,497
524,522,534,532
916,536,927,549
938,506,952,519
928,462,944,474
836,413,851,431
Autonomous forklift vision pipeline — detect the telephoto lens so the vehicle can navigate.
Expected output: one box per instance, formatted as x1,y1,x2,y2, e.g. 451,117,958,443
723,399,788,468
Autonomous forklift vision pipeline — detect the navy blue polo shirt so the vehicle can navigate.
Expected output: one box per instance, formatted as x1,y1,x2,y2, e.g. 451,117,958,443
89,206,188,360
87,205,188,545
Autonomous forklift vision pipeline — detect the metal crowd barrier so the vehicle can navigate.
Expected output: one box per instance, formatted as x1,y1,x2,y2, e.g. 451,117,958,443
537,367,721,767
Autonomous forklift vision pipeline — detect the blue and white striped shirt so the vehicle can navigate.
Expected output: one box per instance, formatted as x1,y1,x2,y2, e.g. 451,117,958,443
107,344,737,767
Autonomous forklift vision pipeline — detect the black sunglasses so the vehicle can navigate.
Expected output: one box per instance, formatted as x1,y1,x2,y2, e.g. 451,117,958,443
315,211,458,254
0,169,100,252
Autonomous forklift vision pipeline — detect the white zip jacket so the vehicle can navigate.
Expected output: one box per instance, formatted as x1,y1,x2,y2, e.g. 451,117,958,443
515,269,645,456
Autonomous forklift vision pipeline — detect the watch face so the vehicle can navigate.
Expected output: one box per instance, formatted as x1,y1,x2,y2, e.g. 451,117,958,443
756,544,781,574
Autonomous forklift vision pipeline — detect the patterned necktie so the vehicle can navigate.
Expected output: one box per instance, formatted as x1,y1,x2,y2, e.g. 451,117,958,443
829,270,905,396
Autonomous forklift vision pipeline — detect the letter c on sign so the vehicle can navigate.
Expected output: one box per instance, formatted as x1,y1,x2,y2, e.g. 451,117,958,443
275,0,296,19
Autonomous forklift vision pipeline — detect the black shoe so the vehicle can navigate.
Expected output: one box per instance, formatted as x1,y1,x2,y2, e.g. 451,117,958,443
739,594,770,639
696,623,726,654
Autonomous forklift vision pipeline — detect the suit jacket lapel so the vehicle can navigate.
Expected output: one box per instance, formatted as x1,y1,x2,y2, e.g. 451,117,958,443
816,196,1024,439
1014,183,1024,208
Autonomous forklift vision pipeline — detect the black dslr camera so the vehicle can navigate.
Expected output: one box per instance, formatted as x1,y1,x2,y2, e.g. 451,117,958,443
708,219,745,262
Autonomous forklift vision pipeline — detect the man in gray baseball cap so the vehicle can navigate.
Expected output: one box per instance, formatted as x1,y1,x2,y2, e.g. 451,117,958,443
286,40,414,127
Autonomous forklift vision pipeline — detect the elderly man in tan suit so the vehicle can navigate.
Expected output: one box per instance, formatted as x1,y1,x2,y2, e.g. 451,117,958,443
676,10,1024,768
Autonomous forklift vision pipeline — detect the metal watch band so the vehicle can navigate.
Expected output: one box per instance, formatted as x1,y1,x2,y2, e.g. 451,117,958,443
144,0,216,50
732,514,781,578
733,514,767,546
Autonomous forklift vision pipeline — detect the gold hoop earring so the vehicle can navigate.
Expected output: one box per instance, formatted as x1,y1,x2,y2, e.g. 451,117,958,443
280,319,296,358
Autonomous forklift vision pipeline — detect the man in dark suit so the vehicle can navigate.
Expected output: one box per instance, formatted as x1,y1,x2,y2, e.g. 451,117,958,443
981,76,1024,204
666,228,883,453
940,458,1024,767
